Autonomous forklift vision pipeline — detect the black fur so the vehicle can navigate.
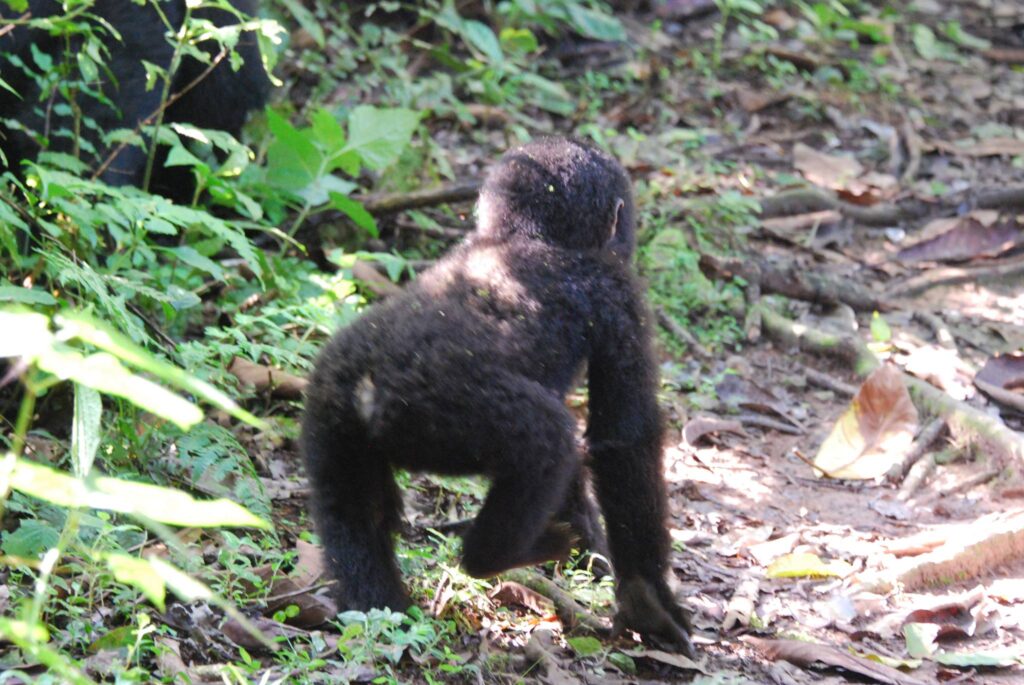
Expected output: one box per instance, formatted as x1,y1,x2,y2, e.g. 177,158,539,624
302,137,694,653
0,0,269,191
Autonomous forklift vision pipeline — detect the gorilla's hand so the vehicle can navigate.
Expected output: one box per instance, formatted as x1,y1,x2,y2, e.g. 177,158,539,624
613,576,696,658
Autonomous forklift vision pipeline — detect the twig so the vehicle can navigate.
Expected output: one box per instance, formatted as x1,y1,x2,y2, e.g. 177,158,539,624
890,253,1024,298
655,307,711,360
92,47,229,181
916,468,1001,505
898,454,936,502
888,417,947,483
358,180,482,215
803,366,857,397
757,186,927,226
900,113,922,184
735,413,802,435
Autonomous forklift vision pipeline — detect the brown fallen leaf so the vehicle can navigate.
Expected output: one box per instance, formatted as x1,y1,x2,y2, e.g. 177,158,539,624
814,365,919,480
743,636,930,685
793,142,864,191
228,357,308,399
489,581,555,616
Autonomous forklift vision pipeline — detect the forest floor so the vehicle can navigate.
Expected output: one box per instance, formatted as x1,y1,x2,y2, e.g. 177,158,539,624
240,2,1024,684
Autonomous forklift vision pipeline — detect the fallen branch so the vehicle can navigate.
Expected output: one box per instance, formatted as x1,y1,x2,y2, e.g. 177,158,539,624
890,253,1024,298
699,253,889,312
655,306,711,360
757,186,926,226
358,180,482,215
802,366,857,397
758,305,879,374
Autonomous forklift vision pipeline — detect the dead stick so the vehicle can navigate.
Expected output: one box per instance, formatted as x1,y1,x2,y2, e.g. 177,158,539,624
655,306,711,360
803,366,857,397
358,180,482,215
888,417,947,482
890,254,1024,298
916,468,1002,506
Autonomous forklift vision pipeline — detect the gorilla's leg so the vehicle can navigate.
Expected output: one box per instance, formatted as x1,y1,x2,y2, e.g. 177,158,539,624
303,415,409,611
556,469,611,573
456,377,580,578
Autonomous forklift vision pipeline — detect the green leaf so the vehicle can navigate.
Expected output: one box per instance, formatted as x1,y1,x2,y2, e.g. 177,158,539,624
266,109,322,190
462,20,503,63
71,384,102,478
565,4,625,42
310,108,347,154
150,557,214,602
499,27,539,54
1,519,61,557
344,106,420,171
935,650,1023,667
37,348,202,430
103,553,167,610
870,311,892,342
0,285,57,305
276,0,324,47
56,312,264,428
607,652,636,674
9,456,271,529
567,636,603,657
329,192,378,237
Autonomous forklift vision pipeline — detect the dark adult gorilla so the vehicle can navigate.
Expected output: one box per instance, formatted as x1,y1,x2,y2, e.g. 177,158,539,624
0,0,269,191
302,137,695,655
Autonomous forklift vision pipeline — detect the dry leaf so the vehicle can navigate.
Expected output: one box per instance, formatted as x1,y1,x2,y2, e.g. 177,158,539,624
793,143,864,190
814,365,919,479
744,637,931,685
974,353,1024,412
228,357,308,399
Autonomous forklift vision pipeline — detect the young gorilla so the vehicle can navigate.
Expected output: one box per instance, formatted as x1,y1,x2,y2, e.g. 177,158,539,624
0,0,268,193
302,137,695,655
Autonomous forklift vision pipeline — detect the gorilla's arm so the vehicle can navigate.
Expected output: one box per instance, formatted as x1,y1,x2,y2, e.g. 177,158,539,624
586,277,696,657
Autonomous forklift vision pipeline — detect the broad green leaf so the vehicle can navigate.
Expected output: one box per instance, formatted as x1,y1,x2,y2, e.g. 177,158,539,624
56,312,264,428
607,652,636,675
166,246,225,280
813,365,918,479
150,557,214,601
766,552,853,579
296,173,358,207
462,20,503,63
10,457,270,529
567,636,603,657
310,108,347,154
329,192,378,237
565,4,626,42
870,311,892,342
71,384,102,478
103,553,167,610
266,109,322,190
499,27,538,54
1,519,60,557
345,106,420,171
38,348,202,430
0,285,57,305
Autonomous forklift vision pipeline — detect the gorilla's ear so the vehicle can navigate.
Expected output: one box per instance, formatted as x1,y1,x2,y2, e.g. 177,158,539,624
607,198,626,245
